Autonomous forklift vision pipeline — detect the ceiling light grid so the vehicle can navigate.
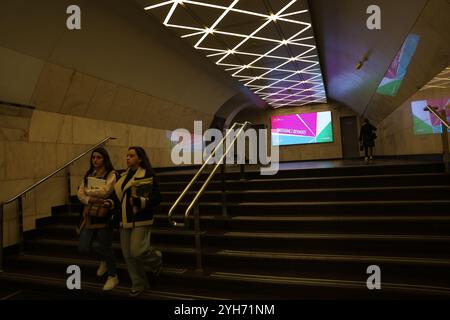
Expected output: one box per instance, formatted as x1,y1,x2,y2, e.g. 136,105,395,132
144,0,327,108
420,67,450,91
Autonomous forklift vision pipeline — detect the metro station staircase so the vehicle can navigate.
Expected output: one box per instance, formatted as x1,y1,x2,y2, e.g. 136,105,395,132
1,161,450,299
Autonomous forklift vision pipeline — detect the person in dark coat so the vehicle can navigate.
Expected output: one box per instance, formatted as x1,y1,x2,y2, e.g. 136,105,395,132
359,119,377,162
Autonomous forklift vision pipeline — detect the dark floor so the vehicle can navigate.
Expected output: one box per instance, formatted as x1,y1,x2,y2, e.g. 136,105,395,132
158,157,444,175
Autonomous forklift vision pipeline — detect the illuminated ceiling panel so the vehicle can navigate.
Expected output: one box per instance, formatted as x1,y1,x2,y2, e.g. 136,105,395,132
142,0,327,108
420,66,450,91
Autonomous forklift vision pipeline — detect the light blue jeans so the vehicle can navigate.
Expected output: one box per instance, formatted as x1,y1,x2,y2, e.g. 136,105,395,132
120,226,162,290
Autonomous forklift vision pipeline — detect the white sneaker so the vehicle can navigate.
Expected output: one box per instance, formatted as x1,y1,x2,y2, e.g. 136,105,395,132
96,261,108,277
102,275,119,291
364,157,369,162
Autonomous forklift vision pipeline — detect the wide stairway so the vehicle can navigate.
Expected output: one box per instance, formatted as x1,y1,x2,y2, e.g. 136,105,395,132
1,161,450,299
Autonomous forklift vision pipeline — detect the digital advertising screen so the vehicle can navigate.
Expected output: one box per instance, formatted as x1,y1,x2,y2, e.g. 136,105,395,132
271,111,333,146
411,97,450,135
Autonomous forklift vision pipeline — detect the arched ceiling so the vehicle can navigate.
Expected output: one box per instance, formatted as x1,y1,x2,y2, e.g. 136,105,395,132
421,66,450,91
364,0,450,123
136,0,327,108
308,0,429,118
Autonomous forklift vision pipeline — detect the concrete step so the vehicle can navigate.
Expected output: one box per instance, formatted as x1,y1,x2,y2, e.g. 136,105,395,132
4,254,450,299
26,227,450,260
157,200,450,216
158,173,450,192
161,186,450,202
156,163,445,183
41,214,450,238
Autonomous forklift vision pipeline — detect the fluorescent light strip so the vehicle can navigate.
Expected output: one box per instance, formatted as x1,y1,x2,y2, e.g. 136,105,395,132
206,52,227,57
272,96,327,108
200,47,318,64
144,0,174,10
269,91,327,99
237,76,308,83
262,74,324,100
218,0,299,68
276,17,312,26
237,29,316,88
166,23,205,32
253,62,320,94
211,30,296,45
253,82,323,91
182,31,206,38
171,0,310,24
278,10,309,17
291,36,314,42
219,62,316,74
270,93,327,102
270,85,325,104
217,20,274,66
265,91,326,98
269,87,323,100
194,0,239,48
194,46,226,53
233,24,313,79
256,50,322,93
164,1,179,25
420,67,450,91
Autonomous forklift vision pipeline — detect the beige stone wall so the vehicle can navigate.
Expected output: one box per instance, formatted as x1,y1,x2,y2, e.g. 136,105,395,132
376,87,450,156
0,46,43,105
0,45,215,249
30,62,213,132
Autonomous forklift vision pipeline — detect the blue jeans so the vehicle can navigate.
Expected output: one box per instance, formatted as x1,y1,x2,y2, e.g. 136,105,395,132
78,228,118,277
120,226,162,290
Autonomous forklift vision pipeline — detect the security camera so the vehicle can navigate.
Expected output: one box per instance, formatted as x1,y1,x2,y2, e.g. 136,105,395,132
356,56,368,70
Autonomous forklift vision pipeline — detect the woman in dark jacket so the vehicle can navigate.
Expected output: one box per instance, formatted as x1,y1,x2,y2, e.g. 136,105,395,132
359,119,377,162
105,146,162,297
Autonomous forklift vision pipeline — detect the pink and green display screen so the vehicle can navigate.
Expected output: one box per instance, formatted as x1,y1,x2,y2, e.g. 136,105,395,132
377,34,420,97
271,111,333,146
411,98,450,135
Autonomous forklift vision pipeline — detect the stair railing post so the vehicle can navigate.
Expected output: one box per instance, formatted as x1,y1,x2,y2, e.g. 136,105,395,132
17,196,24,255
0,203,4,272
194,204,203,272
66,167,72,214
221,162,227,217
441,109,450,174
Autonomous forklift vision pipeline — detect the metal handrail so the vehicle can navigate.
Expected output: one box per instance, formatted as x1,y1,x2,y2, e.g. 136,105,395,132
425,105,450,129
2,136,116,205
0,136,116,271
168,121,251,228
0,100,35,110
425,105,450,174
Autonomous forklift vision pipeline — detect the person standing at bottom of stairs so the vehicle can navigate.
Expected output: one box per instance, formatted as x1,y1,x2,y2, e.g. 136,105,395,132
77,147,119,291
105,146,162,297
359,119,377,163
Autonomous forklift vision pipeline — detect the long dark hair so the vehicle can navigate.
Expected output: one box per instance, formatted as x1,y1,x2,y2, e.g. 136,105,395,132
84,147,115,185
129,146,155,176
